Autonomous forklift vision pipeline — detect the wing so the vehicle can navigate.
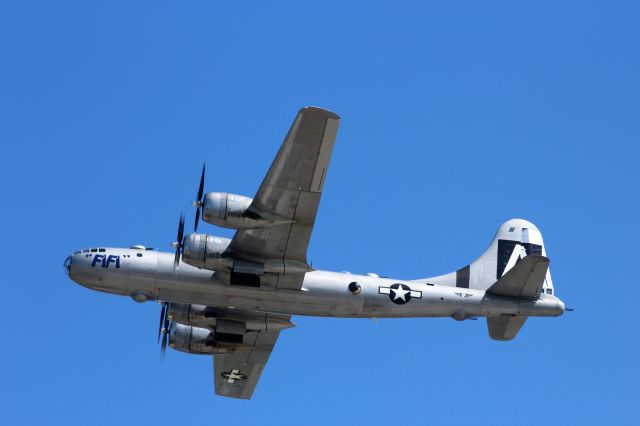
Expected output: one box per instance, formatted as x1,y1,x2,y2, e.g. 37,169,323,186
213,320,287,399
228,107,340,289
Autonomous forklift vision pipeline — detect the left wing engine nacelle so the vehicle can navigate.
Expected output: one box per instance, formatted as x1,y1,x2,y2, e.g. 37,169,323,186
202,192,266,229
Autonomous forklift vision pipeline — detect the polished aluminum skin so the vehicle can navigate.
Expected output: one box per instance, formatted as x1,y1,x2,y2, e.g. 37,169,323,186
63,107,565,399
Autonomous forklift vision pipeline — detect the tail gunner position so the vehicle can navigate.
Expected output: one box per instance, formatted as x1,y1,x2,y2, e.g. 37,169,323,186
64,107,566,399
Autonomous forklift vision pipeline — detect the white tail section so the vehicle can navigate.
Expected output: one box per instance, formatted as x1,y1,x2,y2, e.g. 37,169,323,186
412,218,555,296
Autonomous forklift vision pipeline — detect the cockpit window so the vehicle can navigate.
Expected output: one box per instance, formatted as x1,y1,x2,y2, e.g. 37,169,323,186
136,253,143,257
83,249,89,253
98,248,105,252
90,248,97,253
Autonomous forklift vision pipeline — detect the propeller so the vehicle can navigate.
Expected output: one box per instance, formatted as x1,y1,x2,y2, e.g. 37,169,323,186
192,163,206,232
158,301,172,359
171,213,185,269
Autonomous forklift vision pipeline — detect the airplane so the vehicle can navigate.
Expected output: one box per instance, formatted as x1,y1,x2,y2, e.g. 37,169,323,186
64,107,566,399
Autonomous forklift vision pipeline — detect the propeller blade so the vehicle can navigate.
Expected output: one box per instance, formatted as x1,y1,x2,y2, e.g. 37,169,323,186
177,213,185,244
161,332,168,359
173,250,180,269
194,163,205,232
197,163,206,203
157,302,166,343
160,321,172,360
163,305,170,331
173,213,185,269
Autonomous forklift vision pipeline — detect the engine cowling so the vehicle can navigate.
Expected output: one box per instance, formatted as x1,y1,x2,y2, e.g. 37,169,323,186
181,233,232,270
169,323,216,354
168,303,211,326
169,323,237,355
202,192,265,229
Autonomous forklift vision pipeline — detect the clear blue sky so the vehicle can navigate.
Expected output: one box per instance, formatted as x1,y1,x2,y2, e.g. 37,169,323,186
1,1,638,425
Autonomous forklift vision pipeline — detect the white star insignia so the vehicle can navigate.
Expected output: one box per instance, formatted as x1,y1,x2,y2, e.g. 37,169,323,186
391,285,409,302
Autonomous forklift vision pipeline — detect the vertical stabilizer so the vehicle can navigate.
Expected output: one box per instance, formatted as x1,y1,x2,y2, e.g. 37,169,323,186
413,219,555,295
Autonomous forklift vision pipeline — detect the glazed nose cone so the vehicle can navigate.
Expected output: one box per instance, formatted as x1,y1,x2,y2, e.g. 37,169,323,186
63,255,72,276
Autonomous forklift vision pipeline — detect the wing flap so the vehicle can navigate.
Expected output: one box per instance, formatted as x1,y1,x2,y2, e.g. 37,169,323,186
309,113,340,193
284,191,320,261
487,255,549,299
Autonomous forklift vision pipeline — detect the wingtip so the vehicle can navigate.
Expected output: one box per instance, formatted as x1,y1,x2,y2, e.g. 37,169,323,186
299,106,341,119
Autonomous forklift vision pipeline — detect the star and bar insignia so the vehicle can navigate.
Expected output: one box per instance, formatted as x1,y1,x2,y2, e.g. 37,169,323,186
221,369,247,384
379,283,422,305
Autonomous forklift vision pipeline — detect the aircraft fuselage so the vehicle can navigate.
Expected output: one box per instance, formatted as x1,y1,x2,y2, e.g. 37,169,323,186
65,248,564,319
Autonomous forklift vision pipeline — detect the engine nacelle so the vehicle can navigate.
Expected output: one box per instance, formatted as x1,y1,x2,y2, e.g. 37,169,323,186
169,323,216,354
168,303,296,331
181,233,312,278
168,303,211,326
202,192,265,229
169,323,237,355
181,233,232,270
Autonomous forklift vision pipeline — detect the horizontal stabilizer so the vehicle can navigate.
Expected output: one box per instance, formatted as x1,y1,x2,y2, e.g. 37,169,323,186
487,255,549,300
487,315,528,341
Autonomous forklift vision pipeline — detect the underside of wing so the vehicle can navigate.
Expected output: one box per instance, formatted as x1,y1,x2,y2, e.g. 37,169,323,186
228,107,340,289
213,326,284,399
165,303,291,399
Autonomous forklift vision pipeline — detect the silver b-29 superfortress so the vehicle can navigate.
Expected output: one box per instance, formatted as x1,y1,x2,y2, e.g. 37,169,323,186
64,107,565,399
